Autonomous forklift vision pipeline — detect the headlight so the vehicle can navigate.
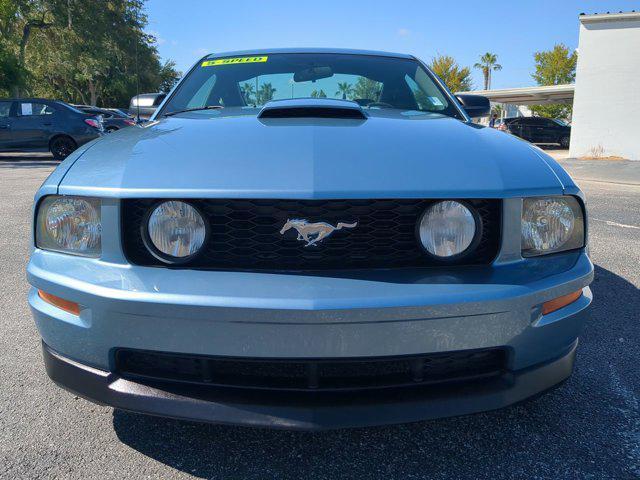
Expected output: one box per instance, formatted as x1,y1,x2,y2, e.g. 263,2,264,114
145,201,207,262
521,196,584,257
36,196,101,257
418,200,478,258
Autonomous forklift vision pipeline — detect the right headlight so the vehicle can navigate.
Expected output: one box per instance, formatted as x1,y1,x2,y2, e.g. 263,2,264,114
145,200,207,262
418,200,479,258
521,196,585,257
35,195,101,257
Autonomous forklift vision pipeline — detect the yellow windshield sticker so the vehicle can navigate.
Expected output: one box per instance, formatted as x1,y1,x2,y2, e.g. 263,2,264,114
202,56,268,67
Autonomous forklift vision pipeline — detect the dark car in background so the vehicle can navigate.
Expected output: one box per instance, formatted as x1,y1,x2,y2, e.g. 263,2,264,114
503,117,571,148
129,93,166,121
0,98,103,159
75,106,136,132
107,108,132,118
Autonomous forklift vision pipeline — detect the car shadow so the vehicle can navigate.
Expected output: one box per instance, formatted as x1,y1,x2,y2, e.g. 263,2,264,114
112,264,638,479
0,154,59,168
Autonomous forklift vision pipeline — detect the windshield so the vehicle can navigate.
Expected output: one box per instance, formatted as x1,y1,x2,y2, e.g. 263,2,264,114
160,53,462,118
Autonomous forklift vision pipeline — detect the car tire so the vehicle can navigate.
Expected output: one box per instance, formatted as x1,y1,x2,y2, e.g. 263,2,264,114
50,136,77,160
106,126,118,133
560,135,570,149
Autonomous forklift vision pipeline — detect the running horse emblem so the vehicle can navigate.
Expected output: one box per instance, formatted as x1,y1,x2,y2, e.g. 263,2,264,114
280,219,358,247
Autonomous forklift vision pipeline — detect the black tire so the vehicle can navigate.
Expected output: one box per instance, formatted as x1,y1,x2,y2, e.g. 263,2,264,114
559,135,570,149
106,126,118,133
50,136,77,160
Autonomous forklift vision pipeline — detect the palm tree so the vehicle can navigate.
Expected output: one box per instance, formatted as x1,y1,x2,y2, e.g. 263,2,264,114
335,82,354,100
241,83,255,105
491,104,504,118
310,89,327,98
474,53,502,90
257,83,276,105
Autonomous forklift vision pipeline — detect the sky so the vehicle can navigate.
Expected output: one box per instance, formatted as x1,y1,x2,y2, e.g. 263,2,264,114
145,0,638,90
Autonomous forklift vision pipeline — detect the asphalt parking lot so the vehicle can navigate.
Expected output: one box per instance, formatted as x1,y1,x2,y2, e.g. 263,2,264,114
0,155,638,480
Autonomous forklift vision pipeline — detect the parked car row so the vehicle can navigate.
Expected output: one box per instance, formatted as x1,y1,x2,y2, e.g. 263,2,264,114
0,98,106,160
0,98,141,160
1,92,571,162
496,116,571,148
73,105,136,132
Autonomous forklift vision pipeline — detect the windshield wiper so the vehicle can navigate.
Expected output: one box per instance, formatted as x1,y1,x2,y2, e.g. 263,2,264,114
163,105,224,117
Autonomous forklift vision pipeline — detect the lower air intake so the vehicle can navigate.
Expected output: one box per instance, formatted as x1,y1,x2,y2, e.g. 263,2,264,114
115,348,507,392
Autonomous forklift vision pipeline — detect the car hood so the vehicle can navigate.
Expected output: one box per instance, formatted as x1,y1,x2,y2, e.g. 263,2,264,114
58,111,571,198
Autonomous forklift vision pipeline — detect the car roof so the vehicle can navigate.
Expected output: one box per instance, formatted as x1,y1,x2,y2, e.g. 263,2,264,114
204,48,415,60
77,106,108,111
132,93,165,99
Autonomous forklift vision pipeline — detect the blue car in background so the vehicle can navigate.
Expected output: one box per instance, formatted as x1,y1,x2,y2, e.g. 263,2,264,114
0,98,103,159
27,49,593,430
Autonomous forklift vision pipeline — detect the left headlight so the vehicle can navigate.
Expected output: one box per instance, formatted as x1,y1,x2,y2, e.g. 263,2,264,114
521,196,585,257
36,196,101,257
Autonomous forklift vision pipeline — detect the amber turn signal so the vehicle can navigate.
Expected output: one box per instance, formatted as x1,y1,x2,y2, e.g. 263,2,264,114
541,290,582,315
38,290,80,315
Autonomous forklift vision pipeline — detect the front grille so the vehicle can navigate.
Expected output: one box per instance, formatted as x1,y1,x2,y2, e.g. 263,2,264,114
115,348,507,392
121,199,500,271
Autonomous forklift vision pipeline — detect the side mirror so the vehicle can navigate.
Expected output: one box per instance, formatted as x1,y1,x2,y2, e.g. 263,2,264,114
456,94,490,118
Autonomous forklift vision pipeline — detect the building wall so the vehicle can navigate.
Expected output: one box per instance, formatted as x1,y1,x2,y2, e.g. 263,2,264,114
504,104,531,118
570,14,640,160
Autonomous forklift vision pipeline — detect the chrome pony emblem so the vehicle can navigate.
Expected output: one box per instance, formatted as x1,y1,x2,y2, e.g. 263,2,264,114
280,219,358,247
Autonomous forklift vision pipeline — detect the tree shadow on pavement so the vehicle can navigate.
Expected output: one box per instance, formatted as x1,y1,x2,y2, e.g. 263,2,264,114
113,264,639,480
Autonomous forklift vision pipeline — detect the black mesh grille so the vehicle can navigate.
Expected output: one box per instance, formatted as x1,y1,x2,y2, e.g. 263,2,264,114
121,198,500,271
115,349,507,392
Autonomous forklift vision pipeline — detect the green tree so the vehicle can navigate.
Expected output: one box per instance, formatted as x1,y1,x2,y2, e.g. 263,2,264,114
429,55,472,93
353,77,381,101
310,89,327,98
0,0,54,96
529,43,577,119
335,81,353,99
158,60,180,93
0,41,22,95
257,82,276,104
0,0,180,106
240,82,255,104
532,43,577,85
474,52,501,90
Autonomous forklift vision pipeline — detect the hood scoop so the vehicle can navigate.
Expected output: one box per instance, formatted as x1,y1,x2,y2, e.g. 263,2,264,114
258,98,367,119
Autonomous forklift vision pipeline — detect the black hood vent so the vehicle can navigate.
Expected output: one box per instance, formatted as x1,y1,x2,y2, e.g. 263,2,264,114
258,99,367,120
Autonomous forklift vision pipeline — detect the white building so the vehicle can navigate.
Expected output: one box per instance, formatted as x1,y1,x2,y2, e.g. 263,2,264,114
570,12,640,160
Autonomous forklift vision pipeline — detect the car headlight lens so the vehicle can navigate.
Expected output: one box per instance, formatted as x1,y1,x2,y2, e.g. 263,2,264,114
521,196,584,257
418,200,478,258
36,196,101,257
146,201,206,261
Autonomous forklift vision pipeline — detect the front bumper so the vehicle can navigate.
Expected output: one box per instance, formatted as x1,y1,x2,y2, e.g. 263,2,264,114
43,340,578,430
28,249,592,428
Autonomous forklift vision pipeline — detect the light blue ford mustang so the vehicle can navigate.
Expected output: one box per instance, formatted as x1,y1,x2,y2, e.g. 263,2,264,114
27,49,593,430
